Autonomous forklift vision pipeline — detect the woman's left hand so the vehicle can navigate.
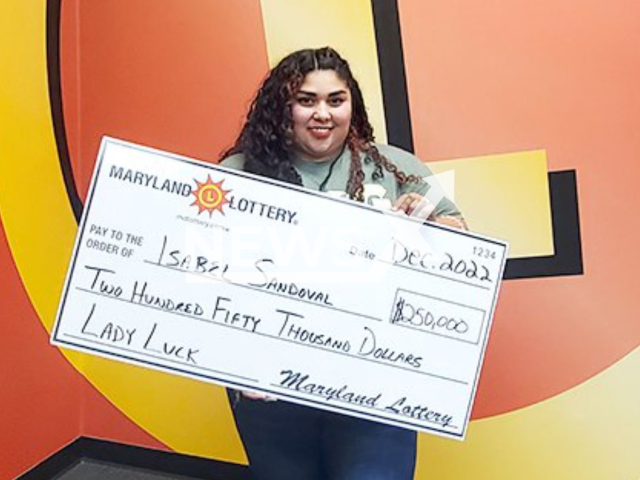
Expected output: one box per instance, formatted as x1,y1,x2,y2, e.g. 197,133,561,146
392,193,467,230
392,193,435,219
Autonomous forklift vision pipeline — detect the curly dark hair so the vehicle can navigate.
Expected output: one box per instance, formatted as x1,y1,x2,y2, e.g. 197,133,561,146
222,47,421,201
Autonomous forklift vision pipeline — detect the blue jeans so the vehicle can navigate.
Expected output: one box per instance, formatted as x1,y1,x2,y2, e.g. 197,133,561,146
232,395,417,480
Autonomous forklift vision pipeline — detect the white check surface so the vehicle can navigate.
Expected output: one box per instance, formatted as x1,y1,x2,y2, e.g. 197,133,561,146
52,137,507,439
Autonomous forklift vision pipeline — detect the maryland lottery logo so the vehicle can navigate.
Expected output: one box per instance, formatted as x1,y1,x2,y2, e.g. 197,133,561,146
191,175,231,216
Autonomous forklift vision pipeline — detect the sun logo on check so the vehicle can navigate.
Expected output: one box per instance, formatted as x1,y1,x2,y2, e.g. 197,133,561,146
191,175,231,216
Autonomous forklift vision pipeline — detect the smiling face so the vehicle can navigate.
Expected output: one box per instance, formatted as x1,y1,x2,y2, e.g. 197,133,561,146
291,69,353,162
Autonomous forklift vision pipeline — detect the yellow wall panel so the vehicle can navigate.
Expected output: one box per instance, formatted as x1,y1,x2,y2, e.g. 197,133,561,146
428,150,554,258
416,346,640,479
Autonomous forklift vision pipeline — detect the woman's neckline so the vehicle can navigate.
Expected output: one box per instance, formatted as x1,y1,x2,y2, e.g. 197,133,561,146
292,144,348,168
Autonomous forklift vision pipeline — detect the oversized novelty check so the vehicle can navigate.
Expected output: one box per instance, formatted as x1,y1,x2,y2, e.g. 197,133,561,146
52,137,507,440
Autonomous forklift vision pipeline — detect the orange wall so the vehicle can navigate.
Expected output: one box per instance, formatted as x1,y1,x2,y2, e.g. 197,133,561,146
0,217,167,479
399,0,640,417
0,219,80,478
61,0,269,200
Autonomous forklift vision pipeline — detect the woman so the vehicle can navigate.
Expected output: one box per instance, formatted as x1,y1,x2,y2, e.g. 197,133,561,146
221,47,465,480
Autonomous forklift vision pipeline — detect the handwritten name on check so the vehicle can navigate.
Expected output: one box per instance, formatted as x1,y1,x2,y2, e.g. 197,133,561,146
52,137,508,440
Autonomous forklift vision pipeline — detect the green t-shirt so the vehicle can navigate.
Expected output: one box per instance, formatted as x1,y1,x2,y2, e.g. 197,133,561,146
221,143,461,217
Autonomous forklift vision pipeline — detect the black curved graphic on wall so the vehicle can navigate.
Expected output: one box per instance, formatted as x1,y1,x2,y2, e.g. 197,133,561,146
371,0,583,279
